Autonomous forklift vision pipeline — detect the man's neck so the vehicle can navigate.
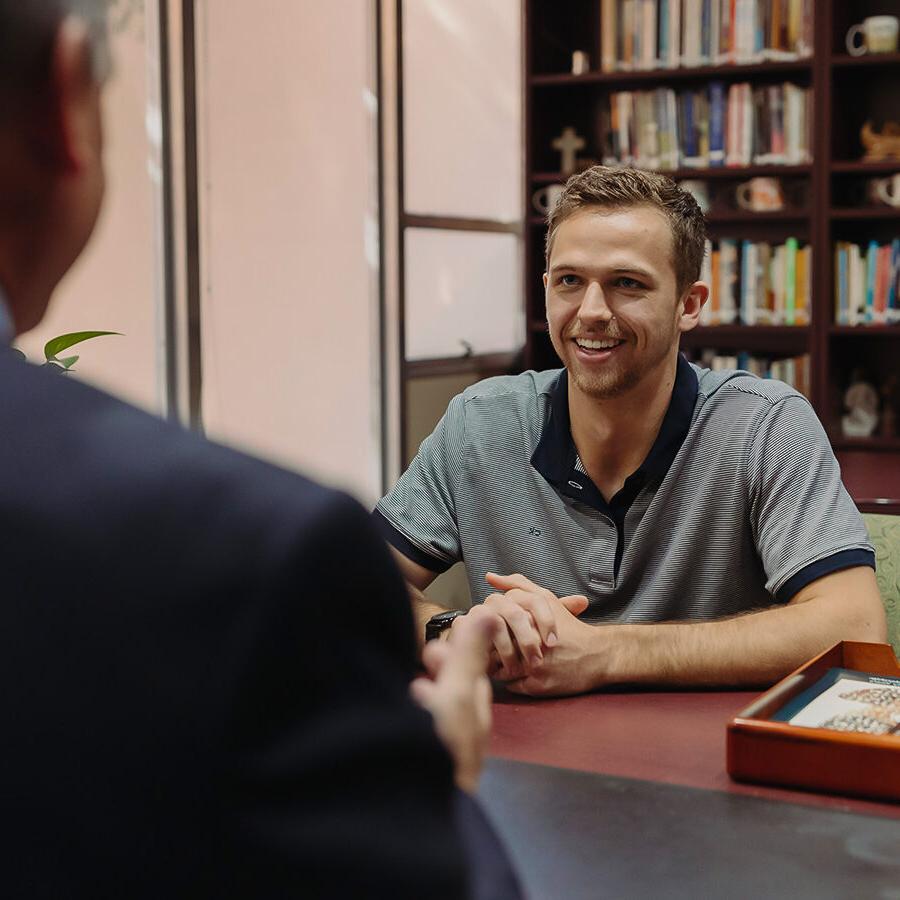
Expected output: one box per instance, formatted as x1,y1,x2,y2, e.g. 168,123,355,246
568,354,679,502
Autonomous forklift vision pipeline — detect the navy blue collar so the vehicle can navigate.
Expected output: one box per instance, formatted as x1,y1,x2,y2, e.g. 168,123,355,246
531,353,699,513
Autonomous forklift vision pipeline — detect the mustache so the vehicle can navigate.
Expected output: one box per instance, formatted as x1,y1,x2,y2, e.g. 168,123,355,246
568,328,626,341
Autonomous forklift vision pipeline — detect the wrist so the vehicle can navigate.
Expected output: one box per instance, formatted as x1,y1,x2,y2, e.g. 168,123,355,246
584,622,646,688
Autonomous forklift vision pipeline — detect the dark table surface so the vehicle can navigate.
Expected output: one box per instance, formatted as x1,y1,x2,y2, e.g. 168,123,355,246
481,689,900,899
478,757,900,900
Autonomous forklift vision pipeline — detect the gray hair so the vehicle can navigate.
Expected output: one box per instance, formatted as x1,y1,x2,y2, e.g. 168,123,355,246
0,0,110,119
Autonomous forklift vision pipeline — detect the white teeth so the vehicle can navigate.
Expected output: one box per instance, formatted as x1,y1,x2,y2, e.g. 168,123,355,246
575,337,621,349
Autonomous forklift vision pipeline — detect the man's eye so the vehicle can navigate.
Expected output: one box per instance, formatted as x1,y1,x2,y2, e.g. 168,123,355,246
559,274,580,286
615,277,643,289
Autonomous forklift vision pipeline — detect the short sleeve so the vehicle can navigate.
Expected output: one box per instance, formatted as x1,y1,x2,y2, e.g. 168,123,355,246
374,392,467,573
747,395,874,600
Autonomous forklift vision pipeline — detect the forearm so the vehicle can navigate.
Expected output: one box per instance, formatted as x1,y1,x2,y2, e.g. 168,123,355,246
590,586,886,688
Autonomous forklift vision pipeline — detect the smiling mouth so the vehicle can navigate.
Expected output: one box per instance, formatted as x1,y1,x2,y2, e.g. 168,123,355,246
573,336,625,352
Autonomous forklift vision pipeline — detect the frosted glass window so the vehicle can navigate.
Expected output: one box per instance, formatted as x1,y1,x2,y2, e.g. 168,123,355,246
405,229,523,360
403,0,521,220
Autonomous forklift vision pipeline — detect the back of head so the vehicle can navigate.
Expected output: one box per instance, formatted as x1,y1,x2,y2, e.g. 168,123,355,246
0,0,109,123
0,0,110,333
545,166,707,296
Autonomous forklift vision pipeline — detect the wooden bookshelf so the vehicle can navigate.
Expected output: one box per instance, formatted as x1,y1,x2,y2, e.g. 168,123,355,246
522,0,900,502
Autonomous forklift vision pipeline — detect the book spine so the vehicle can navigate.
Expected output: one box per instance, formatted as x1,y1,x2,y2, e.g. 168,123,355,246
643,0,657,70
836,242,848,326
849,243,861,326
622,0,635,71
659,0,670,67
601,0,617,72
741,240,756,325
742,82,753,166
795,244,809,325
700,0,712,64
876,243,890,323
670,0,682,66
865,240,878,323
709,0,721,62
784,236,797,325
710,243,721,324
720,238,738,323
708,81,725,165
889,239,900,323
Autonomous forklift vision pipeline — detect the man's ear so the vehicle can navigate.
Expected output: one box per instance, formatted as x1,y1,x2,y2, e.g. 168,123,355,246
677,281,708,333
36,17,100,174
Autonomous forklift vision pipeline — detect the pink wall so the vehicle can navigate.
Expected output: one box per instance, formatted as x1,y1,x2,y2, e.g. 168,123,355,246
195,0,382,502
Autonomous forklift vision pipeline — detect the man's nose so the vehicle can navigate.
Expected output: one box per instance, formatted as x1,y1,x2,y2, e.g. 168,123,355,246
577,282,613,324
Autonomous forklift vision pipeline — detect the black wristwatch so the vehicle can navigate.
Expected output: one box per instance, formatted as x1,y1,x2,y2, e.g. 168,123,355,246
425,609,466,642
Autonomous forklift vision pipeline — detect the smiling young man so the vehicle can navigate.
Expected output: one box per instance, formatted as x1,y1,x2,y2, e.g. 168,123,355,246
375,166,886,697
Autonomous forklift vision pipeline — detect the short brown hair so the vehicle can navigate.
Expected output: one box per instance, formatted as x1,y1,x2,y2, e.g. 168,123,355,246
544,166,707,295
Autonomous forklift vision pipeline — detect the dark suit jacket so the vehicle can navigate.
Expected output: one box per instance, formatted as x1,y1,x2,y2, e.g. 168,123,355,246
0,352,504,898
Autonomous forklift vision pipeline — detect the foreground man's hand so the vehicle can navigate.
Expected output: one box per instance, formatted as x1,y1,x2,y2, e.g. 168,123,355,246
479,572,597,697
410,611,499,793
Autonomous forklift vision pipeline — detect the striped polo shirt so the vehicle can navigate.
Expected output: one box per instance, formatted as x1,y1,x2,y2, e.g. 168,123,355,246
374,355,875,624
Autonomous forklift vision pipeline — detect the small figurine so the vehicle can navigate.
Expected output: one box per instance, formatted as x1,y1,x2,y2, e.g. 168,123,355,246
860,120,900,161
842,371,880,438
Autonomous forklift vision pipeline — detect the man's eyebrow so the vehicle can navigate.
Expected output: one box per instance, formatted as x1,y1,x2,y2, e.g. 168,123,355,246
549,262,657,280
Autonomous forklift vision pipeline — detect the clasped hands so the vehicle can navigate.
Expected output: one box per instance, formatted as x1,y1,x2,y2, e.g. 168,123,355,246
462,572,598,697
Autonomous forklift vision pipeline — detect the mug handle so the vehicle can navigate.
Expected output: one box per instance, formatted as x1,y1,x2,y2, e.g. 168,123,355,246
846,23,867,56
735,183,753,210
876,178,900,207
532,188,550,215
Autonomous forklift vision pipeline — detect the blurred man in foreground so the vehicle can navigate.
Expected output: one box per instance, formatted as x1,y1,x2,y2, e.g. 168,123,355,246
0,2,516,897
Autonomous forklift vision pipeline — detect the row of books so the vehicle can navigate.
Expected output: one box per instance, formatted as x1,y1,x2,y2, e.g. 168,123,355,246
834,239,900,326
600,82,812,171
698,237,810,326
695,349,811,396
599,0,814,73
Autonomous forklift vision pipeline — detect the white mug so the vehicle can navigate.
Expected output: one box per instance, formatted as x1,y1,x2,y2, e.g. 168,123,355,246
678,179,710,213
869,173,900,208
532,184,565,216
735,176,785,212
846,15,899,56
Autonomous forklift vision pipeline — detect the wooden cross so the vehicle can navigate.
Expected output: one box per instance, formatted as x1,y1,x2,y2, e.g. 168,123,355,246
552,127,586,176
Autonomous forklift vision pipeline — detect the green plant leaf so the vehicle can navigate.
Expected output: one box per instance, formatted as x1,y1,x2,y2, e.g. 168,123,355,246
58,355,80,369
43,331,121,362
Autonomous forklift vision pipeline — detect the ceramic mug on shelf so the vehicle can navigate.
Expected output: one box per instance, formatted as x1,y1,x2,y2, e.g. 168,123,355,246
868,173,900,207
846,15,900,56
677,179,711,213
735,176,785,212
532,183,566,216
